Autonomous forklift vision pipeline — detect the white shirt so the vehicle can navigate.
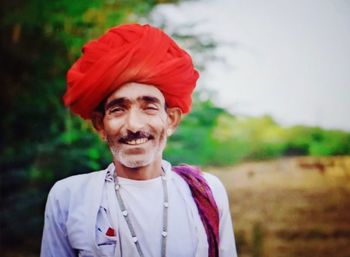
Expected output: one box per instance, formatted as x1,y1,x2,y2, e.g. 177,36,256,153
40,160,237,257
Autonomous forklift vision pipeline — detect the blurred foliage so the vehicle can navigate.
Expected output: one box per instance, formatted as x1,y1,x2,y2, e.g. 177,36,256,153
0,0,349,253
165,99,350,166
0,0,176,251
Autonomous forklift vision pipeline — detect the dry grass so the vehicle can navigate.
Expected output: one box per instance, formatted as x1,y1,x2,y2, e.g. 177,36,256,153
210,156,350,257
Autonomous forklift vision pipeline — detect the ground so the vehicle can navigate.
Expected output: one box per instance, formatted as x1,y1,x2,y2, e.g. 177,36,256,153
210,156,350,257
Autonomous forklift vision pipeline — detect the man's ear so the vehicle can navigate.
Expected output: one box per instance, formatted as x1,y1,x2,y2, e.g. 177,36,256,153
91,111,106,141
166,107,182,136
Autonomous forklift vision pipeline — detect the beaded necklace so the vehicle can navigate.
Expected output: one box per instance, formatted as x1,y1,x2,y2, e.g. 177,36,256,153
114,170,169,257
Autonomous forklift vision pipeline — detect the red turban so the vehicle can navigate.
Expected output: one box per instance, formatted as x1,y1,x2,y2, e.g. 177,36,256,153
64,23,199,119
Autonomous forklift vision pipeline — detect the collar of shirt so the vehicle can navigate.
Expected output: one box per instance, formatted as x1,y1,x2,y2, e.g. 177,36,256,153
104,160,173,183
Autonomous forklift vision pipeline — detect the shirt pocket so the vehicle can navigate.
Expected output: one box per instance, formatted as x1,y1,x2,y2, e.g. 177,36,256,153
96,230,117,256
96,206,117,256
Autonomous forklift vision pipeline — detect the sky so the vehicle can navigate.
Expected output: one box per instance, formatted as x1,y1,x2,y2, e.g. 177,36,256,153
149,0,350,131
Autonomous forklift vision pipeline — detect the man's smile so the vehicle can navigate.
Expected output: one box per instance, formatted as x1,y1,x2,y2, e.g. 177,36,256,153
124,137,149,145
118,131,155,146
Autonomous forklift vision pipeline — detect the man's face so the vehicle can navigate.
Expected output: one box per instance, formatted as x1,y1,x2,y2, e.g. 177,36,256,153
99,82,171,168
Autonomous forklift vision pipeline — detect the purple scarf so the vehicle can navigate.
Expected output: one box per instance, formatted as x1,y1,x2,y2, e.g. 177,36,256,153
172,165,219,257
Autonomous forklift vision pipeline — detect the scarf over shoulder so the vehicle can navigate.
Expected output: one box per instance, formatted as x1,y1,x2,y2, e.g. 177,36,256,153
173,165,220,257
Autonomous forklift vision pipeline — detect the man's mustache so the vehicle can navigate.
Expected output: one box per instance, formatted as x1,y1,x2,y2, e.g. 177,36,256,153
117,131,154,143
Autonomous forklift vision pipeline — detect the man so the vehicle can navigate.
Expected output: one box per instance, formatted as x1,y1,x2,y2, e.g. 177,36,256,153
41,24,237,257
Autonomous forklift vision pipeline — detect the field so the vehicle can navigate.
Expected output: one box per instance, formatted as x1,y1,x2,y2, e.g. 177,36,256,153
211,156,350,257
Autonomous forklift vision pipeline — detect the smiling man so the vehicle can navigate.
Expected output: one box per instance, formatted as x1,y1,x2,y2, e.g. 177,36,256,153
41,24,237,257
94,82,180,180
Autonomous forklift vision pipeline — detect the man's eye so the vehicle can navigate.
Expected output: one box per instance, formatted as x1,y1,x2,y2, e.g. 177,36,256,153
109,107,124,113
145,105,159,111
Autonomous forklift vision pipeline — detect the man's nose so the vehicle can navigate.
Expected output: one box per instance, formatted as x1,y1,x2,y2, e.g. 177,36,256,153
125,108,145,133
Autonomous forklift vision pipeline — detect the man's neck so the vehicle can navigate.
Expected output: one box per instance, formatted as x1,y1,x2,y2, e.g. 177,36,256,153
113,160,163,180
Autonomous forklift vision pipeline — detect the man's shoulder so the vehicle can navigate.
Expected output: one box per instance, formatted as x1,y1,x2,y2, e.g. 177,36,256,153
48,168,108,202
56,169,106,188
202,172,225,191
171,166,228,211
170,164,224,192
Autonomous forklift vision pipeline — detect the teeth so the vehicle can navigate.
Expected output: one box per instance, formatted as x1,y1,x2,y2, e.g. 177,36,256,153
126,138,148,145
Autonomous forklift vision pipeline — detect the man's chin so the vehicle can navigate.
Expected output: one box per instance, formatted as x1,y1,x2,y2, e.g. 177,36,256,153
110,146,149,166
123,147,146,155
110,145,164,169
118,156,153,169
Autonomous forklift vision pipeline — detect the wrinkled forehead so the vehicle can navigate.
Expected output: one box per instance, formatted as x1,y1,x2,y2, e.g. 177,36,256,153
105,82,166,106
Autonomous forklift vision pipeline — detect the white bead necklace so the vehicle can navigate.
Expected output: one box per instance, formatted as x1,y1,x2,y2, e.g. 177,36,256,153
114,170,169,257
